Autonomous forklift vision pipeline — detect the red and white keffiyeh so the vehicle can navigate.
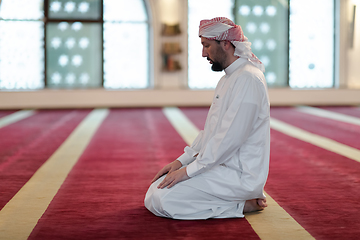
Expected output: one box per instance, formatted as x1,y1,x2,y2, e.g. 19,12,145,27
199,17,265,72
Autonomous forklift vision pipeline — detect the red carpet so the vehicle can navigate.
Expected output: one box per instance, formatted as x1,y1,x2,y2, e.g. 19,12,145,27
268,129,360,239
0,109,91,210
2,107,360,239
270,107,360,150
182,107,360,239
28,108,259,240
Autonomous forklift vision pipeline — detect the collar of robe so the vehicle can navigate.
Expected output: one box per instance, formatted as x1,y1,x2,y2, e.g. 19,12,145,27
224,58,248,76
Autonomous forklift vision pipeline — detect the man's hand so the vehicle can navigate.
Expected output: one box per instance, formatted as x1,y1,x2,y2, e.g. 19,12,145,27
157,167,190,189
151,160,182,184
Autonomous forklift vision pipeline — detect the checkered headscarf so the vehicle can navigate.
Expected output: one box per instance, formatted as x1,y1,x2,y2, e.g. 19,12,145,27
199,17,265,72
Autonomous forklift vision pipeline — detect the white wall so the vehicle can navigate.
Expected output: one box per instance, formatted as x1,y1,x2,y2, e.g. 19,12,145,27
0,0,359,109
149,0,188,89
347,0,360,88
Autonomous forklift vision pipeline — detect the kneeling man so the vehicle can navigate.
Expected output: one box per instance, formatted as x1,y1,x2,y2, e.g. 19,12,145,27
145,17,270,220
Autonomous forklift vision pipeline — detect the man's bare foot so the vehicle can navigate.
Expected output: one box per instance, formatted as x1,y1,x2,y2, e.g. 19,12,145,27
243,198,268,213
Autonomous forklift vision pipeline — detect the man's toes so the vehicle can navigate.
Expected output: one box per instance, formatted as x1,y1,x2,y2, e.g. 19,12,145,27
257,199,268,208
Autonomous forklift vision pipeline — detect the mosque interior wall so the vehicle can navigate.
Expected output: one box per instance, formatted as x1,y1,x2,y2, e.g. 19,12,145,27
0,0,359,109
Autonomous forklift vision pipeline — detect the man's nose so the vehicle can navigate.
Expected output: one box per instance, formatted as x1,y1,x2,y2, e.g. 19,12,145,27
202,48,208,58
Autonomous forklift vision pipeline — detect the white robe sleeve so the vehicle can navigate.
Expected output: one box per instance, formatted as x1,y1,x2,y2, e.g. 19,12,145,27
177,130,204,166
186,75,264,178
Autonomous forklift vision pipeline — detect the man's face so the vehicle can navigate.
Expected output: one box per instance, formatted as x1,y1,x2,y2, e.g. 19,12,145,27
201,37,226,72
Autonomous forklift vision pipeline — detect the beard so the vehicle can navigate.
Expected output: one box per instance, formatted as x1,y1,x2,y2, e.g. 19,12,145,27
207,57,224,72
211,61,223,72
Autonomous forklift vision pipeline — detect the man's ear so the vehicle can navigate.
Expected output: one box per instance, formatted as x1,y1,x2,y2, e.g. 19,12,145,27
222,41,233,51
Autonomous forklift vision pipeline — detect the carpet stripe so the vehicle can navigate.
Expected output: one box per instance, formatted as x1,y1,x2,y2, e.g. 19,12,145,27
319,106,360,118
0,110,17,119
0,110,35,129
270,118,360,163
296,106,360,126
0,108,109,240
162,107,200,145
163,107,315,240
271,107,360,150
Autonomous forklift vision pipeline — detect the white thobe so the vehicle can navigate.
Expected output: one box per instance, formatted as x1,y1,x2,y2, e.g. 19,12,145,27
145,58,270,219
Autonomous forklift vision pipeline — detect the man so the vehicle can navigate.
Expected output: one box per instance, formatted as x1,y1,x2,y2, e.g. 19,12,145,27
144,17,270,219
